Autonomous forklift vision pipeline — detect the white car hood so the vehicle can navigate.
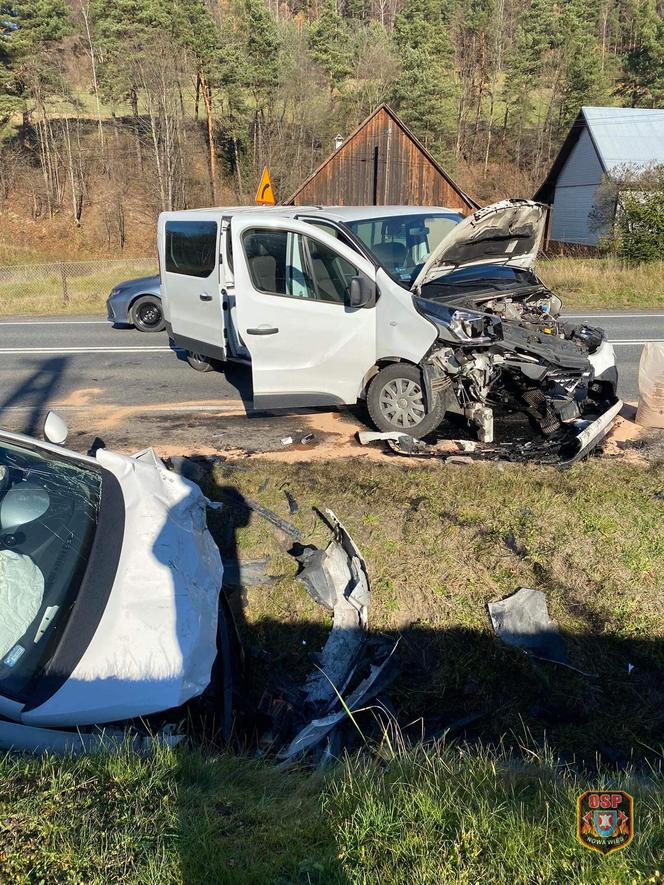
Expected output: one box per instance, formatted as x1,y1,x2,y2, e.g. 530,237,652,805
22,449,223,727
412,199,547,289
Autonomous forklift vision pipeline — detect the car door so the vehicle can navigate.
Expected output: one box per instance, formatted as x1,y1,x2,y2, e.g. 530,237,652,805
160,212,226,360
231,216,377,409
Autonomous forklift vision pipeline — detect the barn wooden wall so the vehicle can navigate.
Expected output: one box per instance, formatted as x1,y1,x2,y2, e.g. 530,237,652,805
290,108,474,212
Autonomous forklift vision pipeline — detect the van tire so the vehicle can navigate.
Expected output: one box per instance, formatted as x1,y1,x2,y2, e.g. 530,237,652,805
367,363,446,439
131,295,165,333
186,352,215,372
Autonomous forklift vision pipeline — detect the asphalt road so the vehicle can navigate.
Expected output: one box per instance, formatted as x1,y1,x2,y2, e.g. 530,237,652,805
0,311,661,449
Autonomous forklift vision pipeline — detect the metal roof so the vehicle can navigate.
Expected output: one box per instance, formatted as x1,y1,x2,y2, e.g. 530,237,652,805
534,106,664,202
582,106,664,172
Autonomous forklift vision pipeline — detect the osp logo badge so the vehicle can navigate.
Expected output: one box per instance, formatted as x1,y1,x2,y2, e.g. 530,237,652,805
576,790,634,855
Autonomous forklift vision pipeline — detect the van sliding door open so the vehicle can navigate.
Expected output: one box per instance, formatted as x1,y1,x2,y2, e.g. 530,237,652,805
161,214,226,362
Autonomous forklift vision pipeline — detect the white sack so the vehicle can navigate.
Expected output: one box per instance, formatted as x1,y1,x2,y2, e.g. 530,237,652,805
636,343,664,429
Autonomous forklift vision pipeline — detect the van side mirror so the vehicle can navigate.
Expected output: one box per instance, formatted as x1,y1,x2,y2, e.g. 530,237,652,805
349,276,375,309
43,411,68,445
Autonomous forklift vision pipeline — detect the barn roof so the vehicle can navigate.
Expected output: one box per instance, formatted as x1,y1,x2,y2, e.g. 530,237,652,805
285,103,479,211
534,106,664,203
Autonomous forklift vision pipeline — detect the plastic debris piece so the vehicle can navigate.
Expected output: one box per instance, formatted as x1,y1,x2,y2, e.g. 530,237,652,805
223,489,302,540
222,557,276,588
488,587,568,666
301,433,315,444
280,436,293,446
285,491,299,514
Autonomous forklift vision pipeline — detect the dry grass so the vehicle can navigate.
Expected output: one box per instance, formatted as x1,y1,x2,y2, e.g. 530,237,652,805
0,261,156,316
538,256,664,310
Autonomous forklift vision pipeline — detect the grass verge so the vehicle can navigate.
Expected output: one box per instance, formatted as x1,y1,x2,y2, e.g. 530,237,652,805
1,455,663,883
0,257,661,316
538,257,664,311
0,261,156,316
207,456,664,761
1,742,662,883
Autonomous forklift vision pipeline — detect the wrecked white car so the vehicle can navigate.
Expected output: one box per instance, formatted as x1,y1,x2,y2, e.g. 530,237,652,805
159,199,620,454
0,418,223,729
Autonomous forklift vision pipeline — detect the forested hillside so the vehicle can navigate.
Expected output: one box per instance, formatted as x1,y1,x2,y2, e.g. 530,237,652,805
0,0,662,258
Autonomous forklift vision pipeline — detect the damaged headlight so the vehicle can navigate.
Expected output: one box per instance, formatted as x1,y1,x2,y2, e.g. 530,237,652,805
414,296,502,344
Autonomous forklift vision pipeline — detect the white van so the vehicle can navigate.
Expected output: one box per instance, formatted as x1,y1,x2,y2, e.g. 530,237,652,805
158,200,620,447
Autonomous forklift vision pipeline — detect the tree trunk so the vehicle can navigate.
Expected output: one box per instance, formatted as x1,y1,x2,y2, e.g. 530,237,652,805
200,73,218,204
79,0,106,161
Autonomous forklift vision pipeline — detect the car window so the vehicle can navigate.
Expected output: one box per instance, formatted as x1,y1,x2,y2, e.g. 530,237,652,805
0,441,100,696
243,229,360,305
345,213,462,283
165,220,217,278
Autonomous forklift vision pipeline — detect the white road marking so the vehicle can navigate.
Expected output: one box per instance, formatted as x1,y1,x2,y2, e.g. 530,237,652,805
611,340,664,345
0,346,173,354
0,320,110,325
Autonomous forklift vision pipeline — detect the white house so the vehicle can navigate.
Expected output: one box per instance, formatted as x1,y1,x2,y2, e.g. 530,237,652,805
534,106,664,247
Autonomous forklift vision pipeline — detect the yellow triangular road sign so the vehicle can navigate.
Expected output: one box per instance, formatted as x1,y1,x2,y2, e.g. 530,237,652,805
255,167,276,205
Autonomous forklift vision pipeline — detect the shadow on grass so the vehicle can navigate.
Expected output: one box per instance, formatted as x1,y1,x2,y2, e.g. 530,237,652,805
168,481,664,881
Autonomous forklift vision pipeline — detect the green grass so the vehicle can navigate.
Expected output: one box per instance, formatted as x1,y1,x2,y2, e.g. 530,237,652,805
538,257,664,310
2,456,664,882
0,260,156,316
1,742,662,883
207,456,664,760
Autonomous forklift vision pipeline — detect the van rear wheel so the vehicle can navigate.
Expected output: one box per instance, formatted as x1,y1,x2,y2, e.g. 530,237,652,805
186,352,215,372
367,363,446,439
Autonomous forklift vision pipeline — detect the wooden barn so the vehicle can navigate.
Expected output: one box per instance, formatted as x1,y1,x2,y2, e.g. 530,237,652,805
285,104,478,213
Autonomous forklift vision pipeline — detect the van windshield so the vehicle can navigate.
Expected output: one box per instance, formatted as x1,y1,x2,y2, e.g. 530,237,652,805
345,212,463,283
0,440,101,696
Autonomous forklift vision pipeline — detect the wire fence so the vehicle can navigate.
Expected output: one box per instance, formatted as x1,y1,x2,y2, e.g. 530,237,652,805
0,258,158,316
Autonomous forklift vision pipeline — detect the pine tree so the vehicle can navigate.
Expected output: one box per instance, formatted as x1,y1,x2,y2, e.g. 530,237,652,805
619,0,664,106
308,0,352,91
390,0,458,159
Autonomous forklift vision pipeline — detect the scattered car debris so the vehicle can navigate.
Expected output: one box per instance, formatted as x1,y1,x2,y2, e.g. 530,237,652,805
253,509,399,763
294,511,370,706
488,588,568,667
285,490,299,514
280,643,398,762
356,400,623,466
280,436,293,446
222,557,276,589
222,488,302,540
301,433,315,445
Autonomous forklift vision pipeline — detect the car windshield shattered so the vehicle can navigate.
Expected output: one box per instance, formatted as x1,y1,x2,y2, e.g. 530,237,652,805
0,440,101,696
345,212,462,283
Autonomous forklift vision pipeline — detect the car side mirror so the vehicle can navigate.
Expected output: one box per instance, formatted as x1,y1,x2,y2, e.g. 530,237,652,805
349,276,375,309
43,411,69,445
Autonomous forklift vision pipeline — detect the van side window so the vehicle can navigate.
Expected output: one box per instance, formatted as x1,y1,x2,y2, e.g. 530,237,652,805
243,228,359,305
165,221,217,278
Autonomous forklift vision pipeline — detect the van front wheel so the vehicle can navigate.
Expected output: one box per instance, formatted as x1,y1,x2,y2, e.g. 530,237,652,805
367,363,445,439
186,352,215,372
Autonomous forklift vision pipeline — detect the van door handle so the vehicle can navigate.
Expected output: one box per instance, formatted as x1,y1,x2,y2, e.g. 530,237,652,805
199,293,212,301
246,326,279,335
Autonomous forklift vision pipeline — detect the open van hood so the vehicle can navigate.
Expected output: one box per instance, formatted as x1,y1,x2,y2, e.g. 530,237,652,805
412,199,547,290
